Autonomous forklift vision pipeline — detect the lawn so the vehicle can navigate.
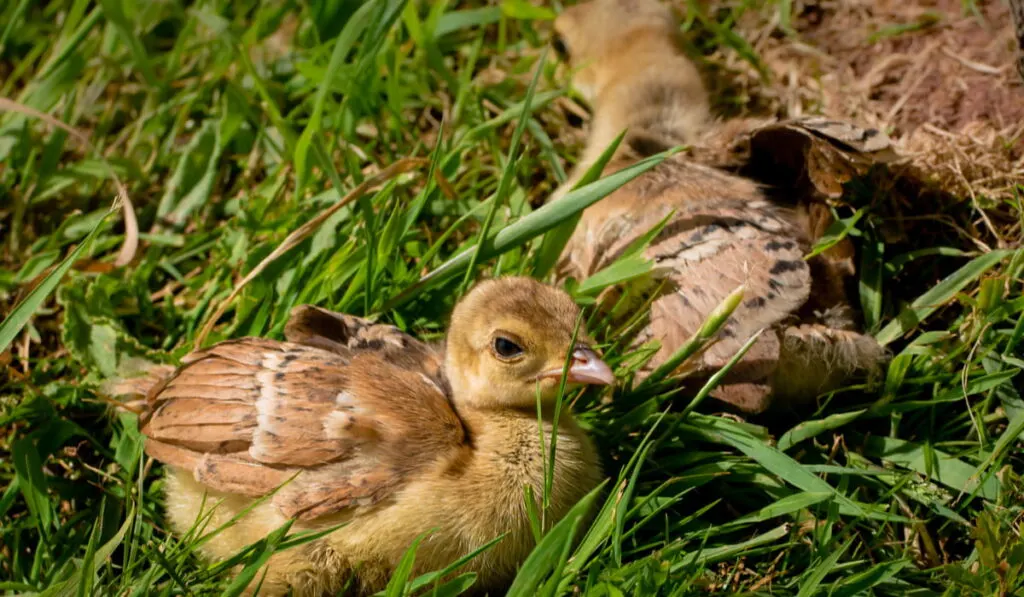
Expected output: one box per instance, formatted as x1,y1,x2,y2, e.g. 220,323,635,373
2,0,1023,595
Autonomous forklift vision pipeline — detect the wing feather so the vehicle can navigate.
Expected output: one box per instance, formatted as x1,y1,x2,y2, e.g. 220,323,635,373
139,324,464,521
643,200,811,372
284,305,448,391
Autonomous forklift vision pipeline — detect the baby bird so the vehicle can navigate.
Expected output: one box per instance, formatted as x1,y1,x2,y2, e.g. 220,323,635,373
112,277,610,596
550,0,886,414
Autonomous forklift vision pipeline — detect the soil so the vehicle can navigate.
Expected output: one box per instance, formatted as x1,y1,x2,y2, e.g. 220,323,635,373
695,0,1024,203
796,0,1023,143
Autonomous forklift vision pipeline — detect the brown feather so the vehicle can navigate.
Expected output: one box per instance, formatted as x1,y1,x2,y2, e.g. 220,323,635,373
139,335,465,520
193,453,292,498
120,277,607,597
552,0,888,413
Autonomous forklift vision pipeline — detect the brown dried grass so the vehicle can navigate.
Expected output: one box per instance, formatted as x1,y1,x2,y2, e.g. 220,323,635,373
697,0,1023,204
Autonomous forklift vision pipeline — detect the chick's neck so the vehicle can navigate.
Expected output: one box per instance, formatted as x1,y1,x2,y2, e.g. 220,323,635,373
444,362,576,441
584,32,709,161
452,401,585,479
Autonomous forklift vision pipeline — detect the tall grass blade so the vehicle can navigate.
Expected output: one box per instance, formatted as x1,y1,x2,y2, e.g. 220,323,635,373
532,131,627,278
0,213,108,352
876,249,1012,345
386,150,679,308
506,482,606,597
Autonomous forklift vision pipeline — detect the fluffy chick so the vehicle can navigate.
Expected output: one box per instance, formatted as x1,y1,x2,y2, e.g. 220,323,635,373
112,277,611,596
550,0,886,414
548,0,709,203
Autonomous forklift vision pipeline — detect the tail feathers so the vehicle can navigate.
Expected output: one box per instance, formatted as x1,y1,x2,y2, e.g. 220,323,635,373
99,357,176,413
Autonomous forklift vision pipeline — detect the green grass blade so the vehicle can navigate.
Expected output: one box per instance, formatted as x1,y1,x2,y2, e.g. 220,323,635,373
427,573,476,597
611,442,651,566
386,150,678,308
669,524,790,572
859,224,885,331
806,208,864,259
506,481,606,597
718,492,832,531
385,533,427,597
532,131,627,278
636,284,745,390
832,560,909,596
862,436,1001,501
778,409,866,452
218,520,295,597
96,0,158,87
293,0,376,188
876,249,1013,345
0,0,30,56
403,535,505,595
685,414,910,522
76,503,103,597
460,47,547,291
39,505,134,597
795,538,852,597
973,408,1024,485
574,254,653,297
11,437,53,537
0,212,108,353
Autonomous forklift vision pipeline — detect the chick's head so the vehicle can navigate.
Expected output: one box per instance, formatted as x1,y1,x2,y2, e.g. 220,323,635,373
553,0,678,101
445,277,614,410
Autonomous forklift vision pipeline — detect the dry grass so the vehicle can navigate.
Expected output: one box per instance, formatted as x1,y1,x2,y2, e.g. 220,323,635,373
698,0,1023,205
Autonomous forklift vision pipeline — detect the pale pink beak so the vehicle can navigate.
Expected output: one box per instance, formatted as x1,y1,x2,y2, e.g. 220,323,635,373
538,345,615,386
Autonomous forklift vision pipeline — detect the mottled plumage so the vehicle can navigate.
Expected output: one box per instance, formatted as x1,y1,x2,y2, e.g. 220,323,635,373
551,0,887,413
111,277,610,596
140,337,461,520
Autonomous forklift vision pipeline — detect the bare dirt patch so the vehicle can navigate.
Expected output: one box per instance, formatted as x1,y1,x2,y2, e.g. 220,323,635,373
699,0,1024,204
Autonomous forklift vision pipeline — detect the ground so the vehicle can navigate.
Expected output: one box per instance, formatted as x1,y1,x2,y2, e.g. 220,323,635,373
1,0,1023,595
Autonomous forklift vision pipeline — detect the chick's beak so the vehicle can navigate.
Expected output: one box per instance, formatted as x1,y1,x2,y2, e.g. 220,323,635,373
538,346,615,386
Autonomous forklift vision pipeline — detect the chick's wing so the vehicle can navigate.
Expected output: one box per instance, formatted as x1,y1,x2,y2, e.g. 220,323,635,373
639,198,812,378
284,304,447,388
139,335,464,521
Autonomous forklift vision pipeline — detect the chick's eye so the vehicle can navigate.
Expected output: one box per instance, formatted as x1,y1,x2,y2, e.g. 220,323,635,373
493,337,524,359
552,34,569,60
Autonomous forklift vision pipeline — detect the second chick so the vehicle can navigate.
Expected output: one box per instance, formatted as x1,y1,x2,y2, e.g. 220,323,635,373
551,0,887,414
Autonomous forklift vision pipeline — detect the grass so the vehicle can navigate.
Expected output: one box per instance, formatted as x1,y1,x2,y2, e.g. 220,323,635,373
2,0,1024,595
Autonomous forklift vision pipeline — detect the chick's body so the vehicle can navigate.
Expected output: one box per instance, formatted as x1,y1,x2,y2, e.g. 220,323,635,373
162,412,598,595
552,0,887,413
119,278,609,596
